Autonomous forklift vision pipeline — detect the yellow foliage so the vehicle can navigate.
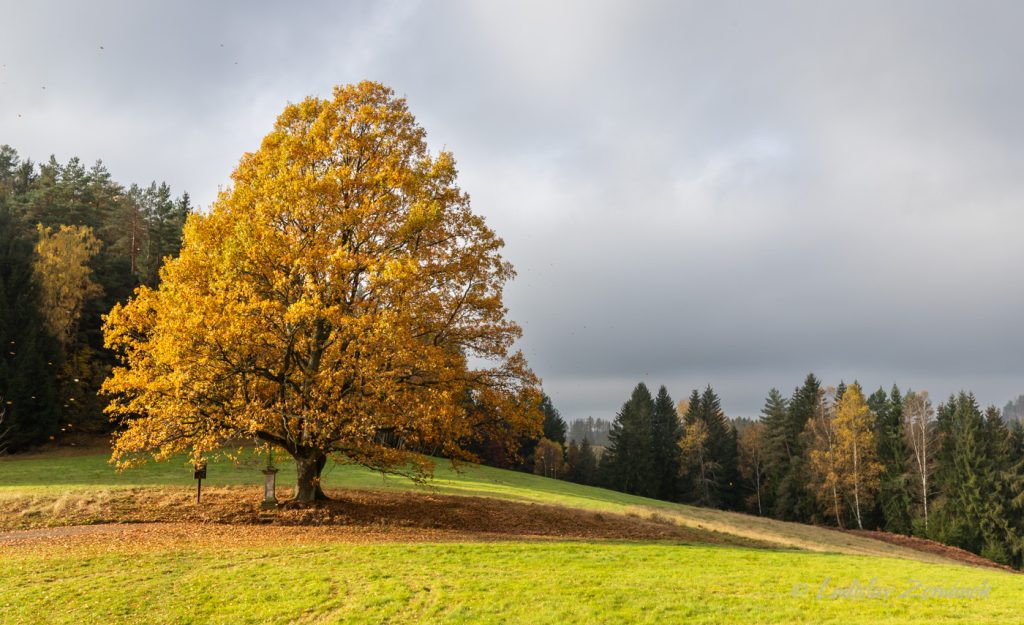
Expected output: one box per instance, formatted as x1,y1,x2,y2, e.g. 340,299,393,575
101,82,541,495
33,224,103,347
806,384,882,528
832,383,882,529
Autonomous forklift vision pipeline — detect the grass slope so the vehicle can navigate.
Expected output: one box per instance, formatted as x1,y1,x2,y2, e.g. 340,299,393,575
0,449,975,563
2,448,1022,624
4,540,1020,624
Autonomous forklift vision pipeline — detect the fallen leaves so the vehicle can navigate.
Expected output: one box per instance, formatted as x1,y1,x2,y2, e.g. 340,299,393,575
0,485,751,556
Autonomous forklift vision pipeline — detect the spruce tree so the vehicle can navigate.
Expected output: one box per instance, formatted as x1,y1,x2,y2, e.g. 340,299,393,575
138,182,190,285
681,385,738,508
603,383,655,495
932,393,998,556
679,390,702,500
568,437,598,485
704,385,740,508
540,393,567,445
978,406,1024,566
650,385,682,501
869,385,913,534
772,373,819,521
760,388,790,515
0,145,36,198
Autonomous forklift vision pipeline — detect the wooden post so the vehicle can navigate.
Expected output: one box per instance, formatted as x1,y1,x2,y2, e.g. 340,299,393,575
194,462,207,504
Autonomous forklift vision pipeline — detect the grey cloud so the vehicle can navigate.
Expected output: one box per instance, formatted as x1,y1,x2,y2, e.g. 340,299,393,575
2,0,1023,419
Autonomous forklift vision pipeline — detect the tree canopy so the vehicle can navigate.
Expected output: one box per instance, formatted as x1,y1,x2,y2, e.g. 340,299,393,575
102,82,541,501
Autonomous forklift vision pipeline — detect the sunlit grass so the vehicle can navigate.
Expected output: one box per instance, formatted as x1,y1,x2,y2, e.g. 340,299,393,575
2,540,1020,625
2,449,1020,624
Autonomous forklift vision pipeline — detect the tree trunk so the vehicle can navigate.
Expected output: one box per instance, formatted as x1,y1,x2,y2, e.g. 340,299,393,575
293,450,329,503
755,464,762,516
922,432,929,531
922,465,929,531
852,435,863,530
852,480,863,530
832,482,842,528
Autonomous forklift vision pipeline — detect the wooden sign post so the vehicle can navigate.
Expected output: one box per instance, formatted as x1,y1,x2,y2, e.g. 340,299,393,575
194,462,207,504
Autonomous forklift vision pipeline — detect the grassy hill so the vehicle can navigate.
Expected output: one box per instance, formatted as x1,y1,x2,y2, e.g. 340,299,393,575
2,448,1022,624
0,448,985,562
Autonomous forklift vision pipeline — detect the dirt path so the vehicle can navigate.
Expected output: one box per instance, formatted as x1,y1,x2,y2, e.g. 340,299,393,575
0,524,127,543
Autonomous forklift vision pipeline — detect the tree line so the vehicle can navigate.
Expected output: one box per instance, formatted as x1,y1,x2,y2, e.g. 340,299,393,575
0,145,190,452
521,375,1024,569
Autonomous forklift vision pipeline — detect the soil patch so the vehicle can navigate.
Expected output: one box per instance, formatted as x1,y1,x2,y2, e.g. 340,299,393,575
845,529,1017,573
0,486,768,549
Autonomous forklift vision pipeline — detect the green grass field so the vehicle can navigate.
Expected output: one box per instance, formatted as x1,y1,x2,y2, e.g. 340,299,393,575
2,449,1022,624
4,538,1018,624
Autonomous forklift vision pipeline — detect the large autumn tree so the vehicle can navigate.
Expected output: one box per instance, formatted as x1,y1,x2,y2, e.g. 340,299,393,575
102,82,541,502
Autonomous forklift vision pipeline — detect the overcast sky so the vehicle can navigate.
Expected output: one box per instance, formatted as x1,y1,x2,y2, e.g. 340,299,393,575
3,1,1023,419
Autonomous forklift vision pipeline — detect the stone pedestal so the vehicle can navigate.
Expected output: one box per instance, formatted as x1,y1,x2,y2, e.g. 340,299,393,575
261,467,279,510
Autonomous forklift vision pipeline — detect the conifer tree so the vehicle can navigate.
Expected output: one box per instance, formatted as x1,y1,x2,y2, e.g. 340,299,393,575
650,385,682,500
0,203,61,451
869,385,913,534
0,145,35,199
772,374,819,521
137,182,190,285
0,145,193,443
567,437,598,485
540,394,567,445
704,385,740,508
760,388,790,514
933,393,996,554
603,383,655,495
680,386,738,508
977,406,1024,566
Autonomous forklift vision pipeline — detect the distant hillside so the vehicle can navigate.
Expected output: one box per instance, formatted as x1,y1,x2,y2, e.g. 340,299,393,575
1003,395,1024,422
567,417,611,445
